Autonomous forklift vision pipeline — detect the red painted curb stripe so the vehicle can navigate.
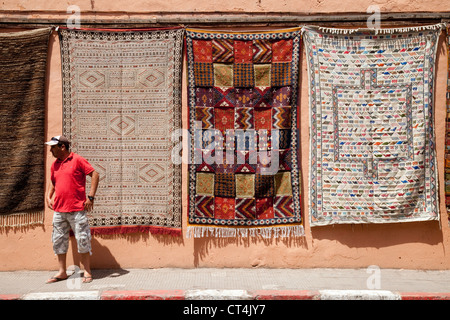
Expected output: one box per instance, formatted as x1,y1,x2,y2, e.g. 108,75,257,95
252,290,319,300
400,292,450,300
0,294,21,300
101,290,185,300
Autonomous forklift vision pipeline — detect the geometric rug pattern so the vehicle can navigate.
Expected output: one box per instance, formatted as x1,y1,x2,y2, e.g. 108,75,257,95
303,25,442,226
186,28,304,238
59,27,184,235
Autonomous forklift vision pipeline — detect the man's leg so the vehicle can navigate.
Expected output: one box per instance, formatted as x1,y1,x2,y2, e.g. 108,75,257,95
56,253,68,278
80,252,92,282
47,212,70,283
71,211,93,283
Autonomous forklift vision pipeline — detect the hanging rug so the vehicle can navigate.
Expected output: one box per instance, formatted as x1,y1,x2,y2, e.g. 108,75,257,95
59,27,184,235
186,27,304,238
303,24,443,226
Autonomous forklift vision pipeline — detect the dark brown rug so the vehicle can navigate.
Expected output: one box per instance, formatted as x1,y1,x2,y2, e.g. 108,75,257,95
0,28,51,227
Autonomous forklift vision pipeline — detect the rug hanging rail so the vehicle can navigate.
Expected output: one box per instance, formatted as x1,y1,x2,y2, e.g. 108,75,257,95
0,11,449,28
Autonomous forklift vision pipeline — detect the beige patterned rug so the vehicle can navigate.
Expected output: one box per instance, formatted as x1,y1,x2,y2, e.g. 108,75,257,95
59,27,184,235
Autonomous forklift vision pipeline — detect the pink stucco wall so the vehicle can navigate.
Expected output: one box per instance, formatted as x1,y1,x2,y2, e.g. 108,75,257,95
0,1,449,271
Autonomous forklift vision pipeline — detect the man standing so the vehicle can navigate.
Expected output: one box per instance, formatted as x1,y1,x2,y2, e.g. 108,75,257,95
45,135,99,284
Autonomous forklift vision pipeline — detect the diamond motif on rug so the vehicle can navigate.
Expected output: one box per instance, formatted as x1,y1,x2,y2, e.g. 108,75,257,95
59,27,184,235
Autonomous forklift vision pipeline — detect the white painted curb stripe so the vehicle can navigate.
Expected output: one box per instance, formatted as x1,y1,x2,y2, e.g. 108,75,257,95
185,289,402,300
319,290,401,300
17,289,450,300
22,291,100,300
185,289,252,300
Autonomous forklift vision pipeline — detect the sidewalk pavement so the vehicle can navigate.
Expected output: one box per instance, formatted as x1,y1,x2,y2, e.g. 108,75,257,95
1,267,450,300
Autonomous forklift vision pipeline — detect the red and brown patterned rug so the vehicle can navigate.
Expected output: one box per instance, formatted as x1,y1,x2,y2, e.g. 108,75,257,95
186,28,304,238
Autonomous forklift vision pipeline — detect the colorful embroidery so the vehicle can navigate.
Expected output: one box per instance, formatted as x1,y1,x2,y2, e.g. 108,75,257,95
303,25,442,226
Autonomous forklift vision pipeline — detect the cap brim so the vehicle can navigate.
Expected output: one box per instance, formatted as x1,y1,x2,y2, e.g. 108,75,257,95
44,141,58,146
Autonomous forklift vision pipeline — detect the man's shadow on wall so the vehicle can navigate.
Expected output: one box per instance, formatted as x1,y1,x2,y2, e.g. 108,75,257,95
69,232,184,277
69,236,129,280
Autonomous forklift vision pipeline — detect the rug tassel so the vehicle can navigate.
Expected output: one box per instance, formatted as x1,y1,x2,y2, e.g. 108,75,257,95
186,225,304,239
0,211,45,228
311,23,444,35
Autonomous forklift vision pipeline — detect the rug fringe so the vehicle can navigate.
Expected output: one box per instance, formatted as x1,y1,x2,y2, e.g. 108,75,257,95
0,211,44,228
186,225,304,239
90,225,182,237
304,23,445,35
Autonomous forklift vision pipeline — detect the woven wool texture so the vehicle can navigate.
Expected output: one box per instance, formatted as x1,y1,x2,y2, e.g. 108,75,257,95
186,28,303,238
446,25,450,226
303,25,441,226
59,28,184,235
0,28,51,227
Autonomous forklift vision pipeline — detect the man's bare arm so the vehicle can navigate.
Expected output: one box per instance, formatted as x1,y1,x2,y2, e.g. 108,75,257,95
84,170,99,212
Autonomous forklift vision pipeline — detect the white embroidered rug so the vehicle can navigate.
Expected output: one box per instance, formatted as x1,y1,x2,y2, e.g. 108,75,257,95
303,25,442,226
59,27,184,235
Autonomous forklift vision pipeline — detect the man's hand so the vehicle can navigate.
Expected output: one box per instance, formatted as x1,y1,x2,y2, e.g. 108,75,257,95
46,197,54,210
84,198,94,212
85,170,99,213
46,184,55,210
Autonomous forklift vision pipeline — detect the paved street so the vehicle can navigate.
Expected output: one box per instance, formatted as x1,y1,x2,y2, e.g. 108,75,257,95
0,267,449,300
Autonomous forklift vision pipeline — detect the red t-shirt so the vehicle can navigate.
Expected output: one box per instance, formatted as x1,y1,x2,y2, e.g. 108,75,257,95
51,152,94,212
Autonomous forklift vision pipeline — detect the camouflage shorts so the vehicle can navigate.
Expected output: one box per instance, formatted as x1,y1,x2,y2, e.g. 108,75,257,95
52,211,92,255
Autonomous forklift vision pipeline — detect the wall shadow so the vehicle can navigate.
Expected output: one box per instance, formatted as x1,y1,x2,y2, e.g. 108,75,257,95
193,234,307,267
90,231,185,246
310,220,444,249
0,223,45,235
69,231,185,269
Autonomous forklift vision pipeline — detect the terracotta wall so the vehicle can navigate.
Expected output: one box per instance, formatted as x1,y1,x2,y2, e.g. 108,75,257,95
0,1,449,271
1,0,450,13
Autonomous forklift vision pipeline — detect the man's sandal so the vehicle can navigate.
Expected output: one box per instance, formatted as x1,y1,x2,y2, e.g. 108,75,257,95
46,276,68,284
